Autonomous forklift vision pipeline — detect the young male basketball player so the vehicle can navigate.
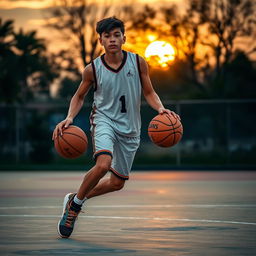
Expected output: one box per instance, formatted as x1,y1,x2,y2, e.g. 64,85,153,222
52,17,179,238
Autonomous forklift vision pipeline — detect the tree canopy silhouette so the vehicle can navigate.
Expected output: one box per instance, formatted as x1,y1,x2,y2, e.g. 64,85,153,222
46,0,116,68
0,18,59,103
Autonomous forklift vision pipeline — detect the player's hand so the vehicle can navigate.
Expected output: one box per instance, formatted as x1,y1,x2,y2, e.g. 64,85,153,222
158,107,181,120
52,117,73,140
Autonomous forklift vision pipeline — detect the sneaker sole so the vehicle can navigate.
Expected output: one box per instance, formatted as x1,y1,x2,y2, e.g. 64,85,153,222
57,193,74,238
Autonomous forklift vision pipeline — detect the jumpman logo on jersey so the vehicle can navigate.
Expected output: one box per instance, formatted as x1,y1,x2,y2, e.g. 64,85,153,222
127,70,134,77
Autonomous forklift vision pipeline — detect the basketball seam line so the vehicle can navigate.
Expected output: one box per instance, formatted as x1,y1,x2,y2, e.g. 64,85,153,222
166,114,178,126
166,114,176,145
57,136,70,158
59,136,83,155
155,130,178,145
153,115,176,145
62,132,88,143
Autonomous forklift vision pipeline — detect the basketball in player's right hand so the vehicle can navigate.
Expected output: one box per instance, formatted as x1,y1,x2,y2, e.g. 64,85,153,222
52,117,73,140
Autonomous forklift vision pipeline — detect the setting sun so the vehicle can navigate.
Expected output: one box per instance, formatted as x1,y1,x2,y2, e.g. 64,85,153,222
145,41,176,68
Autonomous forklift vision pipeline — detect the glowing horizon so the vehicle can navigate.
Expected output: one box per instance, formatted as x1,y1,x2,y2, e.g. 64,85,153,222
0,0,181,10
0,0,53,9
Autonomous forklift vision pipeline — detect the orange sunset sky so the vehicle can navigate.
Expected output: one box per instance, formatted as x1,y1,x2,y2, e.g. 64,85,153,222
1,0,255,69
0,0,184,54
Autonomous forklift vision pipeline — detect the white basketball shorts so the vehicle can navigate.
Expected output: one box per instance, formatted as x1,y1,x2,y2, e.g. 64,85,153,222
91,121,140,180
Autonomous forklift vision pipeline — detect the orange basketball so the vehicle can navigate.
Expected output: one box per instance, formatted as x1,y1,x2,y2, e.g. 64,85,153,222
54,125,88,159
148,113,183,147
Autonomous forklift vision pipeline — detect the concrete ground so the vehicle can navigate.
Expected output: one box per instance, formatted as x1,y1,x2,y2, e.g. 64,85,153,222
0,171,256,256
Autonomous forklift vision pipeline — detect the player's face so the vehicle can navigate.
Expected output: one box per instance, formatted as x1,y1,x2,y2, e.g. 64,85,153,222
99,28,126,53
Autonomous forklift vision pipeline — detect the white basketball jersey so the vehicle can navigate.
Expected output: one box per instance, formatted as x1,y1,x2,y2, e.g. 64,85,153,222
90,51,142,137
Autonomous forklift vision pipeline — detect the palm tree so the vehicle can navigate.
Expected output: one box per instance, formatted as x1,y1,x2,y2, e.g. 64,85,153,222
0,19,20,103
13,29,46,102
0,18,14,52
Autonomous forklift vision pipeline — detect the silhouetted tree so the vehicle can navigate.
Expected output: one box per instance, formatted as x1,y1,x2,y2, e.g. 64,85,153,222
46,0,144,67
0,19,60,103
14,29,47,101
223,51,256,98
192,0,256,68
0,19,19,103
0,18,14,52
49,49,84,101
46,0,115,68
57,76,81,100
129,5,156,31
161,0,256,98
162,5,208,94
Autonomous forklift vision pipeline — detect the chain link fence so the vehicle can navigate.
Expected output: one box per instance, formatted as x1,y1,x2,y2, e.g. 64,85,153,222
1,99,255,170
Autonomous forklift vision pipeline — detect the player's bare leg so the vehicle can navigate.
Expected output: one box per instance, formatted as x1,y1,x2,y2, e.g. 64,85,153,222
85,173,125,199
76,154,112,200
58,154,112,238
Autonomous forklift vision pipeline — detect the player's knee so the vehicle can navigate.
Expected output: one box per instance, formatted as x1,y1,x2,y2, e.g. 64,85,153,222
111,179,125,191
95,155,112,175
96,162,111,175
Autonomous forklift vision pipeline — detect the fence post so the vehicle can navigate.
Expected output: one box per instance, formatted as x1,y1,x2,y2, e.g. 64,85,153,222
176,102,181,166
226,102,231,164
15,105,20,163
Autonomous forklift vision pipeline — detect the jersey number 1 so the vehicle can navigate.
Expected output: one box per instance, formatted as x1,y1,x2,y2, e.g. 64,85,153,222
119,95,127,113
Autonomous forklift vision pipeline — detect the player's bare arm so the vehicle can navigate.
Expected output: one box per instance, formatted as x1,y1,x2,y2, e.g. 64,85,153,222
139,56,180,119
52,64,94,139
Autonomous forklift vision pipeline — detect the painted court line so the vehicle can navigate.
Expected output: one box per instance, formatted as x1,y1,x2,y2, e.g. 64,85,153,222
1,204,256,210
0,214,255,226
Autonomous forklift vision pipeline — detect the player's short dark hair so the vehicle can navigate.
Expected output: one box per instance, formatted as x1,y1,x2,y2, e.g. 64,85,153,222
96,17,125,36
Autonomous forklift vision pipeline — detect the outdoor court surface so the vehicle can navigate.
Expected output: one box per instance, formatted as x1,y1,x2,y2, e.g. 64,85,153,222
0,171,255,256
